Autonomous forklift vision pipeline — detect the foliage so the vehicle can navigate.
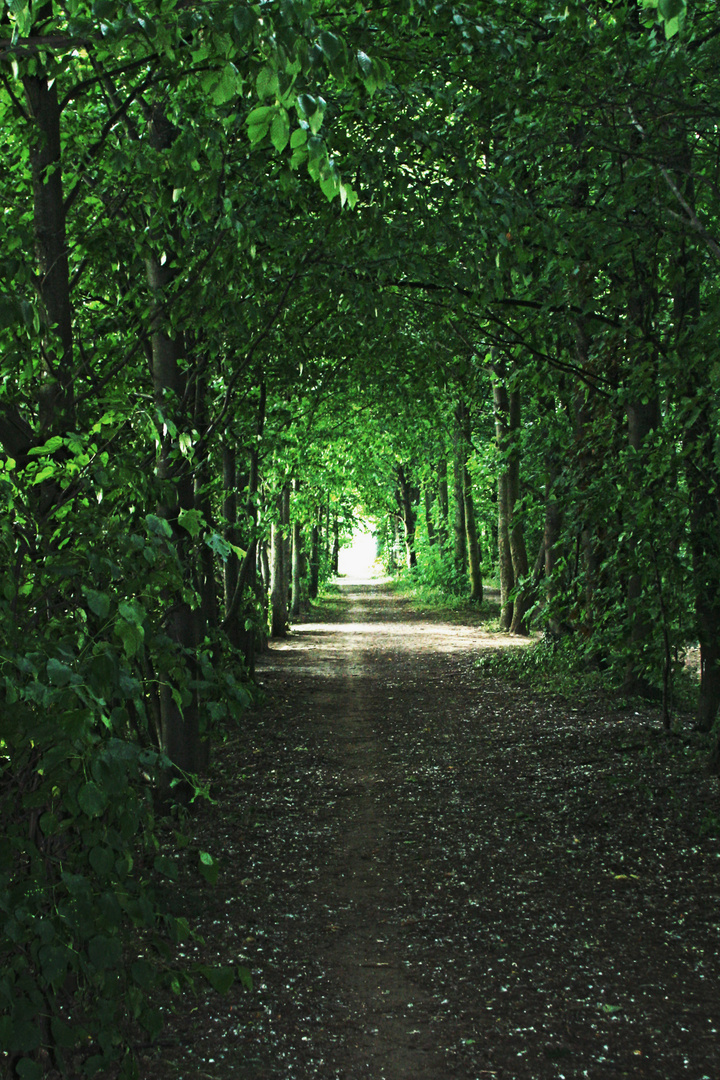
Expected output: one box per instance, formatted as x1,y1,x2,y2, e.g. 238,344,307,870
475,636,619,707
2,0,720,1071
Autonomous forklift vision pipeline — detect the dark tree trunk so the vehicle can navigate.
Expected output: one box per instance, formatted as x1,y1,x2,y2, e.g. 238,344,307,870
457,401,482,602
570,264,606,634
144,105,202,784
291,480,303,618
493,373,514,631
423,483,436,547
332,517,340,575
260,542,270,590
23,68,74,436
194,358,218,646
270,485,290,638
309,515,320,600
437,455,450,548
492,359,529,634
452,418,467,577
397,463,418,569
507,386,529,635
222,443,239,644
622,398,660,697
667,138,720,734
544,483,563,637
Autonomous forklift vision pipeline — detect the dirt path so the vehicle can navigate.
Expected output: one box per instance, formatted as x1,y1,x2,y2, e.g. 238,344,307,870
155,580,720,1080
244,580,506,1080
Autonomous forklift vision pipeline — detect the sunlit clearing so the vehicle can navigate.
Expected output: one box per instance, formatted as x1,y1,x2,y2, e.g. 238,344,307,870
337,529,380,580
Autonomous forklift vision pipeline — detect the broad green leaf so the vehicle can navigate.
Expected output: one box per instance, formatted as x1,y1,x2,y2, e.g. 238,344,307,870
27,435,65,456
246,105,274,126
657,0,683,18
271,108,290,153
131,959,154,988
145,514,172,539
196,964,234,994
89,845,115,879
32,465,56,485
233,5,255,35
78,781,108,818
198,850,219,885
118,600,145,625
290,127,307,150
39,812,60,836
16,1060,43,1080
357,50,373,76
50,1017,79,1049
154,854,179,880
178,507,203,538
47,657,74,686
82,586,111,619
116,621,144,658
256,65,278,100
213,63,239,106
38,944,71,987
88,934,122,970
248,122,270,146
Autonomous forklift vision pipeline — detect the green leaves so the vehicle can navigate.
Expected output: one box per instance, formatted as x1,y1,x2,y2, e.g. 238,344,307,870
643,0,686,37
271,109,291,153
297,94,326,135
194,964,244,994
256,64,279,101
198,850,219,885
202,63,241,106
46,657,75,687
78,781,108,818
178,507,203,538
145,514,172,539
82,586,111,620
114,601,145,659
247,104,276,146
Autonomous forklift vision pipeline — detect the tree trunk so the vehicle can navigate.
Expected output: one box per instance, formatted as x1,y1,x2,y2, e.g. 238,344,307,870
194,358,218,648
23,67,74,436
260,542,270,590
493,373,514,630
236,377,265,669
437,455,450,548
544,478,563,637
397,463,418,569
622,397,660,697
457,402,482,602
309,516,320,600
507,388,529,635
270,485,289,638
332,517,340,575
452,418,467,577
670,136,720,733
291,480,303,618
222,443,239,644
423,482,436,547
144,105,202,784
492,359,529,634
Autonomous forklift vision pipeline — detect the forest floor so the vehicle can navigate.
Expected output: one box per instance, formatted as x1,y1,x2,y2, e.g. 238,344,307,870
150,579,720,1080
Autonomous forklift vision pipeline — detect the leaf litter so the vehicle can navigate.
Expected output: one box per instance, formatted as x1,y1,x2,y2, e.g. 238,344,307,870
147,581,720,1080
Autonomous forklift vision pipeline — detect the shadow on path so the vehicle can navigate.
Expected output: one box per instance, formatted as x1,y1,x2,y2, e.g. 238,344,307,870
154,580,720,1080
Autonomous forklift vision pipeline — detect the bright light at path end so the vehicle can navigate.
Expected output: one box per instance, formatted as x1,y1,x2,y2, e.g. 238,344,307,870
337,530,379,580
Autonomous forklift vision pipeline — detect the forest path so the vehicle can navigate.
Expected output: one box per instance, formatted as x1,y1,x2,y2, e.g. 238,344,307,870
153,579,720,1080
245,578,513,1080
